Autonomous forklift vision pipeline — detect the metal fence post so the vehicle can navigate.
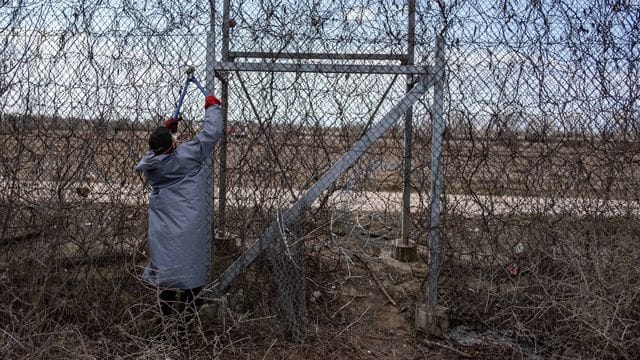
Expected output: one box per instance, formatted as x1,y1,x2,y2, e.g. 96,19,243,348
206,0,217,282
401,0,416,246
393,0,419,263
426,32,446,306
217,0,230,239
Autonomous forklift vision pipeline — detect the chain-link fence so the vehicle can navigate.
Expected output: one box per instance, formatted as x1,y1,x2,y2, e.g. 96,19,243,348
437,2,639,358
1,0,639,358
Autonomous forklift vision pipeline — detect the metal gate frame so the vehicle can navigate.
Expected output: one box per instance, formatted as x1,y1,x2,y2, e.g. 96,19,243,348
203,0,447,307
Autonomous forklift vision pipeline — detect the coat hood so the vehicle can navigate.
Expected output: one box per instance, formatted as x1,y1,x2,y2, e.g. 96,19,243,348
134,151,169,172
134,151,187,189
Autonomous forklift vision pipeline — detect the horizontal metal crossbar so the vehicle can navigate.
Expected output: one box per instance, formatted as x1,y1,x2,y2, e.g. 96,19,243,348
213,61,428,74
229,51,408,62
202,72,435,299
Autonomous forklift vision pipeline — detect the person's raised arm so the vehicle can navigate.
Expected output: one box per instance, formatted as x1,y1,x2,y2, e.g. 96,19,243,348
196,95,223,146
176,95,223,163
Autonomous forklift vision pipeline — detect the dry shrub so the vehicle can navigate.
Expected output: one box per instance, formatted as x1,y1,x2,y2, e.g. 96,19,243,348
439,214,640,359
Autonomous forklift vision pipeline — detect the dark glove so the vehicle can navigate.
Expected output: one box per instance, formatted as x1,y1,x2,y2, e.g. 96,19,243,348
204,95,222,109
162,116,180,134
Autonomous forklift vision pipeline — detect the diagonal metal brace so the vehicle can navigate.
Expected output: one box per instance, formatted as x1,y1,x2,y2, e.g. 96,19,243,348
202,73,435,299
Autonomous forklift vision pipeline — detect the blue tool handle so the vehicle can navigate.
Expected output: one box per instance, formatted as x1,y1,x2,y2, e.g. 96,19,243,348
189,75,208,97
172,76,192,119
170,72,210,120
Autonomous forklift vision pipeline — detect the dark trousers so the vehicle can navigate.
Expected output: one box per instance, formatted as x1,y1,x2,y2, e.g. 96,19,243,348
159,287,204,322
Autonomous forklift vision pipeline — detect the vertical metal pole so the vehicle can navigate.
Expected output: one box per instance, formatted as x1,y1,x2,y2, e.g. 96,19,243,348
206,0,217,282
401,0,416,246
206,3,216,96
217,0,230,238
426,33,446,306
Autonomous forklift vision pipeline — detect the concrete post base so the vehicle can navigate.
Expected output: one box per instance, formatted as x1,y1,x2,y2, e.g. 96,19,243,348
391,240,418,262
200,296,227,323
415,304,449,338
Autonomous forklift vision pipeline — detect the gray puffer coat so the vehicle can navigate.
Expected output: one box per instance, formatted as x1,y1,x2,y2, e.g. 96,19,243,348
135,105,223,289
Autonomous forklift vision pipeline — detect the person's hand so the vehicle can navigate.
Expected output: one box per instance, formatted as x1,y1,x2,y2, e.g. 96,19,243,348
162,117,180,134
205,95,222,109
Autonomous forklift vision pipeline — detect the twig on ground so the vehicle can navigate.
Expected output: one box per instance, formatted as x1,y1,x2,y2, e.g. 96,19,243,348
353,253,397,306
417,346,429,359
363,334,394,341
0,231,41,246
238,315,277,323
261,339,277,360
332,296,357,319
0,327,26,350
421,339,473,358
332,305,370,340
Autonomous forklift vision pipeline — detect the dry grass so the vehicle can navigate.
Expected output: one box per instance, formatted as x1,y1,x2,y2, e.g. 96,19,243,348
2,119,639,359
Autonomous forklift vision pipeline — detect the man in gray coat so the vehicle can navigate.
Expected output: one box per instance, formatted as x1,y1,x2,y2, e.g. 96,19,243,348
135,94,223,322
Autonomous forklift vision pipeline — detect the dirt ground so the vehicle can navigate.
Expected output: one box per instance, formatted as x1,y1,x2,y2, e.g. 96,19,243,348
180,215,543,360
0,203,546,359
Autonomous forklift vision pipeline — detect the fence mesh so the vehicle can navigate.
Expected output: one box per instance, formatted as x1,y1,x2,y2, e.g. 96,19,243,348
1,0,639,358
435,2,639,357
